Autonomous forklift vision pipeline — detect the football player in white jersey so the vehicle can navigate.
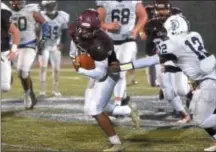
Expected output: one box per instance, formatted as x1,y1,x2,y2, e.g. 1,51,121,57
143,0,191,123
110,14,216,152
38,0,70,97
96,0,148,106
10,0,49,109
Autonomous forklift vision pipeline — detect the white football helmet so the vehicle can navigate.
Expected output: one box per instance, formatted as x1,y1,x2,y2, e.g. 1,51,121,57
41,0,57,15
163,14,190,38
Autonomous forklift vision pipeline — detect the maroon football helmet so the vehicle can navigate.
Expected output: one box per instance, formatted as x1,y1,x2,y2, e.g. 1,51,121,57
76,9,101,39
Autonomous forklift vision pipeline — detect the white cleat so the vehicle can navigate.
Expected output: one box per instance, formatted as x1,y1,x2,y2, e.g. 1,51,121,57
53,91,62,97
39,92,46,97
103,144,125,152
204,144,216,151
129,103,140,129
177,115,191,124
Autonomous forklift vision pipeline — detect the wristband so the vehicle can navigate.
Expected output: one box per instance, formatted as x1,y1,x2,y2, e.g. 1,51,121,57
11,44,17,52
120,62,134,71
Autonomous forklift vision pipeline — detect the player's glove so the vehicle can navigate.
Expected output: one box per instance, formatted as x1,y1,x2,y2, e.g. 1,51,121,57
37,39,46,53
108,61,121,73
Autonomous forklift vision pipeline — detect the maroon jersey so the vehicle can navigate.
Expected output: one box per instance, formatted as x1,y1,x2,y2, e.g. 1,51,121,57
69,23,118,65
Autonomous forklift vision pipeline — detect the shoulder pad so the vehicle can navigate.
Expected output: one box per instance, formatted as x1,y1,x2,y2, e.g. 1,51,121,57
132,0,142,4
171,7,183,15
59,11,70,23
24,3,40,12
96,0,107,7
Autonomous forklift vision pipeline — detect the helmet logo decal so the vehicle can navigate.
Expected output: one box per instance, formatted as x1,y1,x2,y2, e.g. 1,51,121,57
81,22,91,27
170,19,179,31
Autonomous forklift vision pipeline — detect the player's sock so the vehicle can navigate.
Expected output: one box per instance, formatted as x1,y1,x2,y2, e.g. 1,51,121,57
53,69,60,94
112,105,131,116
40,67,47,93
169,96,185,112
108,135,121,145
114,97,122,106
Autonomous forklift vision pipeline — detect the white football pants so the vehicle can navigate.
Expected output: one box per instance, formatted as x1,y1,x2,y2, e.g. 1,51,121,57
39,45,61,93
158,71,190,112
114,41,137,99
84,73,119,116
190,79,216,128
1,51,12,92
16,48,36,79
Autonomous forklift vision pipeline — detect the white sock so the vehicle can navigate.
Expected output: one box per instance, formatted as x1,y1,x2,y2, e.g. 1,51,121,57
109,135,121,145
112,105,131,116
52,69,59,92
40,67,47,93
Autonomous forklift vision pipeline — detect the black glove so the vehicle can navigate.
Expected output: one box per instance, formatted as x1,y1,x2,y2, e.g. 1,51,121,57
37,39,46,53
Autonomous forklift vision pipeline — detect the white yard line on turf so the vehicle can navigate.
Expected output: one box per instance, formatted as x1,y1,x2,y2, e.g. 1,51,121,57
1,95,159,103
1,143,71,152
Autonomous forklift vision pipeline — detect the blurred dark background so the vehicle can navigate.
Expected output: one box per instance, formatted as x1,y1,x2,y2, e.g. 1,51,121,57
57,1,216,56
3,1,216,56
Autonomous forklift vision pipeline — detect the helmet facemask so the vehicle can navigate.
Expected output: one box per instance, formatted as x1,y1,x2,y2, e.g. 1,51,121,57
77,24,98,39
42,1,57,16
10,0,26,11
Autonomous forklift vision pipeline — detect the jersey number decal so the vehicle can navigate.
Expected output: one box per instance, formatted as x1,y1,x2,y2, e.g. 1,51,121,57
111,8,130,25
14,16,27,31
48,25,59,39
185,36,206,60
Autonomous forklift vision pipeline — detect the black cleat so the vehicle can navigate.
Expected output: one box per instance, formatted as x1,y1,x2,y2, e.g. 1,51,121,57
28,90,37,109
121,96,130,106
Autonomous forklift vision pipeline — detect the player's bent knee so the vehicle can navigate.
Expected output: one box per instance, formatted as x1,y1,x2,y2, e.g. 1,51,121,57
163,89,176,101
18,70,29,79
1,83,11,92
84,105,103,116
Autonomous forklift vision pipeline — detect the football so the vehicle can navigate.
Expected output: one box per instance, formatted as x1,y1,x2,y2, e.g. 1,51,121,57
76,53,95,70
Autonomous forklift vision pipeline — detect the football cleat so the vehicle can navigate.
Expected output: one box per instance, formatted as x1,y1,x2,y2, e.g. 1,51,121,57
121,96,130,106
177,115,191,124
24,90,37,109
204,144,216,151
103,144,125,152
127,80,138,86
129,104,140,129
52,91,62,97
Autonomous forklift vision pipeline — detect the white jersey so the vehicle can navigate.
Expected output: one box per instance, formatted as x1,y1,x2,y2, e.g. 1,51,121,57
11,4,40,48
96,0,142,41
155,31,216,81
41,11,70,47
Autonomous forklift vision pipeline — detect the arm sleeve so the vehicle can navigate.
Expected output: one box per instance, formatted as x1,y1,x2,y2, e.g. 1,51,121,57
69,40,78,58
78,59,108,80
132,54,160,69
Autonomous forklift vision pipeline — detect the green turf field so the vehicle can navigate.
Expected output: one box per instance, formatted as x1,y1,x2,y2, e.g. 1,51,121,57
1,67,159,98
1,66,212,152
1,116,211,152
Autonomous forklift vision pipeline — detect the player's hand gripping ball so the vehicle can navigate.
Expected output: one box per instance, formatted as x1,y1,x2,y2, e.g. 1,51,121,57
72,53,95,71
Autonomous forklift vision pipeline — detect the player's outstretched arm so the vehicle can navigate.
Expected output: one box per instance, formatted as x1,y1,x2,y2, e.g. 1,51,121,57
109,54,160,73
